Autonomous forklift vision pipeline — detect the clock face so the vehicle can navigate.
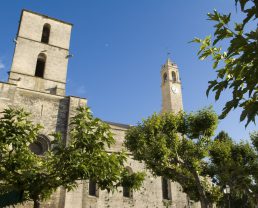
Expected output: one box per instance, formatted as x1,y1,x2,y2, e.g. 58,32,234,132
171,86,178,94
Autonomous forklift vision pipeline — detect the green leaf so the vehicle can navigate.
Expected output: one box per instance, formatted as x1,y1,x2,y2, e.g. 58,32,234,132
192,0,258,127
236,0,249,11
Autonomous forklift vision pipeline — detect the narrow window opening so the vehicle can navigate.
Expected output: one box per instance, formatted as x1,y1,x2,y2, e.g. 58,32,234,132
172,71,177,83
41,24,51,44
162,177,171,200
35,53,46,78
123,167,133,198
163,73,168,83
123,186,131,198
89,180,97,197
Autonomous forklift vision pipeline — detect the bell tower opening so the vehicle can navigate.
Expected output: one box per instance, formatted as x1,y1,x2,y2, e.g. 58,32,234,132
35,53,46,78
163,73,168,83
172,71,177,83
41,23,51,44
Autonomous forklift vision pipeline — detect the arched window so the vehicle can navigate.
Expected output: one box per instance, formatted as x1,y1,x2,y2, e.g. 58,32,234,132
162,177,171,200
35,53,46,78
123,167,133,198
29,134,50,155
89,180,98,197
41,24,51,44
163,73,168,83
172,71,177,83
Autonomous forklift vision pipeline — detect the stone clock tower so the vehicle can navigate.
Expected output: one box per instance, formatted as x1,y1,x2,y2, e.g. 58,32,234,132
161,58,183,113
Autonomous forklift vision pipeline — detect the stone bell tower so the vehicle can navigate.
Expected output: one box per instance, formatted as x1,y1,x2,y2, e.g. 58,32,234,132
161,58,183,113
8,10,73,96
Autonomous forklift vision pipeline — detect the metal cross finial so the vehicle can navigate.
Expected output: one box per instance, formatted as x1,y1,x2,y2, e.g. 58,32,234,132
167,51,171,58
165,47,171,59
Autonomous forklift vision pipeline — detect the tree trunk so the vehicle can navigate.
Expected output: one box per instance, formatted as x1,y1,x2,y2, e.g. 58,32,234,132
192,170,211,208
33,197,40,208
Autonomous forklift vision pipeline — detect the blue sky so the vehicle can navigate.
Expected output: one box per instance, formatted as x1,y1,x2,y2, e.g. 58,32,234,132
0,0,256,141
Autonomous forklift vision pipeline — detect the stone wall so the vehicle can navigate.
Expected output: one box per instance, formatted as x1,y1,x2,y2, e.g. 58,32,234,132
60,123,191,208
0,82,192,207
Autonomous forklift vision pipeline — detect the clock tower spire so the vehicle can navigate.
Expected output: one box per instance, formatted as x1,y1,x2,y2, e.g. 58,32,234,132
161,58,183,113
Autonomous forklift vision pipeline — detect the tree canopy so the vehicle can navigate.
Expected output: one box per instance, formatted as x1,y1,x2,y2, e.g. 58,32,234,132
208,131,258,207
0,107,144,208
125,107,258,207
192,0,258,126
125,108,219,208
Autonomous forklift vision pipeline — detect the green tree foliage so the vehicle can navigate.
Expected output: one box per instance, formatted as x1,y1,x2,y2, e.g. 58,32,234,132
192,0,258,126
125,108,219,208
0,107,144,208
208,131,258,207
249,132,258,203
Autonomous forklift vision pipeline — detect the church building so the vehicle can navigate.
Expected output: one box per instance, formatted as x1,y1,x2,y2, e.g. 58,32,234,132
0,10,199,208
